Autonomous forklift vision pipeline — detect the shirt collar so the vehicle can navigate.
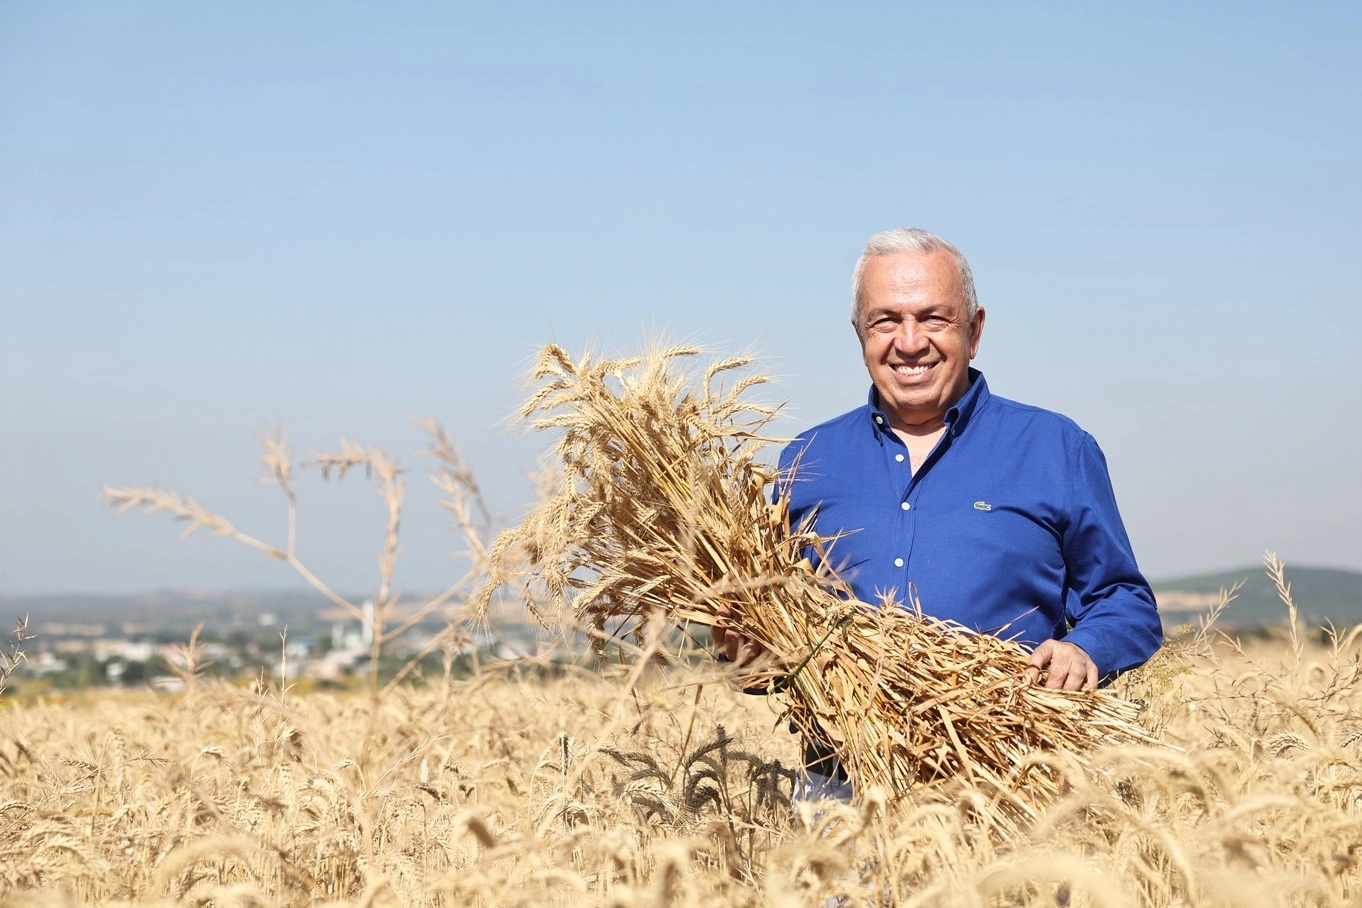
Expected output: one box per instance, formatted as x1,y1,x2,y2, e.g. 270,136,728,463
866,368,990,438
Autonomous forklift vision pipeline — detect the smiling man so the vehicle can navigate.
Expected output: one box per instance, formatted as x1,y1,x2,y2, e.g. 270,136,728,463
715,227,1162,799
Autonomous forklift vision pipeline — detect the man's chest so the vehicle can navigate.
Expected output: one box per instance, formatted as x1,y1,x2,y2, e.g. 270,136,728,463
792,435,1070,597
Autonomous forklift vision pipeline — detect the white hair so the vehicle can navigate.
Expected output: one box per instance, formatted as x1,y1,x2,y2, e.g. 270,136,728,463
850,227,978,333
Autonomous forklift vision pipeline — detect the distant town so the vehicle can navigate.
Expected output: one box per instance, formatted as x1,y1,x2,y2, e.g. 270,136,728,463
0,589,551,695
3,563,1360,694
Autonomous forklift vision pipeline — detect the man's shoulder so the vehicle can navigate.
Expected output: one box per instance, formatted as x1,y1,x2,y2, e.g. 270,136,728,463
978,391,1090,443
776,405,870,471
794,405,872,441
783,405,869,448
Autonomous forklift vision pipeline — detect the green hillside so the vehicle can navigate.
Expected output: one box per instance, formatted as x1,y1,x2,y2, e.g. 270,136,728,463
1152,564,1362,629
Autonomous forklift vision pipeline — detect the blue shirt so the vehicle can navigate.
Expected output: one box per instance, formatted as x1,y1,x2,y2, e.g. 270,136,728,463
779,369,1161,678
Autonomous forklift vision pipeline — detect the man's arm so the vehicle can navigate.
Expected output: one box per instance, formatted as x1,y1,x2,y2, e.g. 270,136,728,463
1053,432,1163,681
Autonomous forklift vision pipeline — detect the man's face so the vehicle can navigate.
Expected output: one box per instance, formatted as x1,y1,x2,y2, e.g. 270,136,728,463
855,249,985,431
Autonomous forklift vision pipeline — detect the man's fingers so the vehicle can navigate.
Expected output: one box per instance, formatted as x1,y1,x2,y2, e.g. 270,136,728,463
1025,640,1053,685
713,606,734,660
1042,655,1085,690
1026,639,1098,691
714,627,745,663
713,606,761,665
728,635,762,664
1057,662,1095,691
1046,661,1080,690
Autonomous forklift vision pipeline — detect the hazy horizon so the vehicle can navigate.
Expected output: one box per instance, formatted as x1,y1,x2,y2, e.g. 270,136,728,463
7,559,1362,601
5,2,1360,595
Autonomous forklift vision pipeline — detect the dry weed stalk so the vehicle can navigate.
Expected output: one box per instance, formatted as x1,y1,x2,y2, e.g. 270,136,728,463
479,343,1158,819
0,615,28,696
103,423,492,693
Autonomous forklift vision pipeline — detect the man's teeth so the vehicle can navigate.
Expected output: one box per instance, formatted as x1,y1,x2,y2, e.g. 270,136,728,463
893,364,931,375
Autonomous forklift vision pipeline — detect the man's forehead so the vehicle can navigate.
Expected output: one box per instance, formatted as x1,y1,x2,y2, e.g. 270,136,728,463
863,248,959,278
860,256,965,305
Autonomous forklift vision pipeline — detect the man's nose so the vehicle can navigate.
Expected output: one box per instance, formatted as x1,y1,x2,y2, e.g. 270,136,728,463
892,321,929,354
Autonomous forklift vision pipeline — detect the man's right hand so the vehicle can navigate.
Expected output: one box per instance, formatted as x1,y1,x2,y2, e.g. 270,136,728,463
713,605,766,666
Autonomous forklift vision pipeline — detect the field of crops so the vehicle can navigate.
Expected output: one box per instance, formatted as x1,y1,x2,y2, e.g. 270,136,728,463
2,617,1360,907
8,348,1351,905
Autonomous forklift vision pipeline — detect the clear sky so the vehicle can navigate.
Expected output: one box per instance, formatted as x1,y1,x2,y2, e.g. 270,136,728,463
3,1,1360,596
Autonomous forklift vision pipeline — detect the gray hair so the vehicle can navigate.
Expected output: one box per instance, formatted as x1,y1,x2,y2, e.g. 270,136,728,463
850,227,978,332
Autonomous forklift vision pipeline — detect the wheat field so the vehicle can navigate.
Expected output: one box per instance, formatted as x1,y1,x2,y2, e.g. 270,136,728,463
18,347,1357,906
1,616,1361,907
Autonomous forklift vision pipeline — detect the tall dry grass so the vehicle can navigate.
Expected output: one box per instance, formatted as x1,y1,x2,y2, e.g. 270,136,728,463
2,598,1361,906
102,422,492,695
0,618,27,698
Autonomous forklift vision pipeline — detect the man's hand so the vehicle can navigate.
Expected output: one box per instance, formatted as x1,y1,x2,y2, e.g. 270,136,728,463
1024,639,1097,691
712,605,766,666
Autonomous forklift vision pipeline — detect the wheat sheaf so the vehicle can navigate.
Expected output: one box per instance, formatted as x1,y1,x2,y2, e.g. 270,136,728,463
478,342,1159,822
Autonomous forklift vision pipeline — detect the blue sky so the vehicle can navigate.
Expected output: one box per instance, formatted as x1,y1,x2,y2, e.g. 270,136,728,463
3,1,1360,595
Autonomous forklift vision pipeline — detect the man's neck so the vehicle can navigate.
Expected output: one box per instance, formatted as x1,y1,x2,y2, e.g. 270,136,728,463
890,413,947,437
893,423,948,473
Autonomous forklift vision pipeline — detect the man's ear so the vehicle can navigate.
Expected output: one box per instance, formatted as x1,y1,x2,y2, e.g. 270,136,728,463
967,307,986,359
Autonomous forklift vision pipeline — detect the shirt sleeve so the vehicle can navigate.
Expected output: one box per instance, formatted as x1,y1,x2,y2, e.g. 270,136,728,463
1058,432,1163,678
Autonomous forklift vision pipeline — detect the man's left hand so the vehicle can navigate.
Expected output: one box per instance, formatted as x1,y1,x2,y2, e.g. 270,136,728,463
1024,640,1097,691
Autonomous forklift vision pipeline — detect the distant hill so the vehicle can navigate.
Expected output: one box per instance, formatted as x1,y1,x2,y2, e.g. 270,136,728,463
0,589,458,646
1152,565,1362,629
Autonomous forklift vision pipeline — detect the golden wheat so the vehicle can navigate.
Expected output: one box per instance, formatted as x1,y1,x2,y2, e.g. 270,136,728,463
2,623,1361,906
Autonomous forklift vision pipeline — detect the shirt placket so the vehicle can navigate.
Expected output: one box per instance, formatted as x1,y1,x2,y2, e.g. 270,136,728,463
872,412,916,589
896,416,957,585
896,441,916,579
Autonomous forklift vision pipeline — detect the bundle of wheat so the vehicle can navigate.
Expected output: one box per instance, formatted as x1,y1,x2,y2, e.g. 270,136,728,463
478,342,1157,820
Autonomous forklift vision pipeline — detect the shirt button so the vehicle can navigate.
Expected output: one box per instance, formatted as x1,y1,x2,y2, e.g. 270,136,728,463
895,453,905,462
901,501,911,511
874,416,884,425
893,557,904,568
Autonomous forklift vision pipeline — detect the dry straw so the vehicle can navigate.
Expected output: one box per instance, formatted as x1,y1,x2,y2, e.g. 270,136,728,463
102,422,494,697
479,343,1159,820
